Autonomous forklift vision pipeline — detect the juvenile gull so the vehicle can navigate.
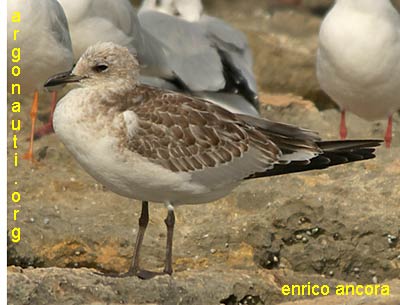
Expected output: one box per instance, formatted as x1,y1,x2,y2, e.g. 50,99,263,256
56,0,259,116
45,42,381,278
7,0,74,161
317,0,400,147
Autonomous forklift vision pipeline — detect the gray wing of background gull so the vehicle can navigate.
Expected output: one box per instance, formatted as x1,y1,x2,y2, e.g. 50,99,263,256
137,10,260,116
87,2,173,79
48,0,73,54
199,15,256,91
138,11,225,91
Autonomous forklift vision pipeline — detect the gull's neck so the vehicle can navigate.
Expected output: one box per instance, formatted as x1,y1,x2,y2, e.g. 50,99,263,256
84,79,138,103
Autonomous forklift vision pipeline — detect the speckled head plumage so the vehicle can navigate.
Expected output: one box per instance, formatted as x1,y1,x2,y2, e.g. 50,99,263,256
73,42,140,87
44,42,140,90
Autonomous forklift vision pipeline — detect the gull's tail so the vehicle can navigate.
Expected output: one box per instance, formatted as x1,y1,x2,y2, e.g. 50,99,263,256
247,139,382,179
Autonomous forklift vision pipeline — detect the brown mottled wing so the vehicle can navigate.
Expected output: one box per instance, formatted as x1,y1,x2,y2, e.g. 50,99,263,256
234,114,322,160
122,85,280,176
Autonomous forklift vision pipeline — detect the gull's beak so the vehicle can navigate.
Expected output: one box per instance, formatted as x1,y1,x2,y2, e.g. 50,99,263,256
44,70,85,87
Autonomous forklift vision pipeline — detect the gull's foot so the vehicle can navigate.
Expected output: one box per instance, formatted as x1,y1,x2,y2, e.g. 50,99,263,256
93,269,168,280
22,152,34,162
33,122,54,140
22,151,39,164
136,269,166,280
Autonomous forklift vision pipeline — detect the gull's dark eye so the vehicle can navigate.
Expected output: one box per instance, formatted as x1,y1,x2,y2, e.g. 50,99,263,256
93,64,108,73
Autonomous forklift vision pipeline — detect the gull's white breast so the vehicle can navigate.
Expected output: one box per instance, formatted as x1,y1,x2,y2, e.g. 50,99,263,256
317,4,400,120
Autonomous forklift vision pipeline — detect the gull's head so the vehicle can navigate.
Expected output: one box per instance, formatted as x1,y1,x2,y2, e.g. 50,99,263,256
45,42,139,89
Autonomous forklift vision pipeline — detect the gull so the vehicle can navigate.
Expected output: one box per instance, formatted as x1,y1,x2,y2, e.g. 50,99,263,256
317,0,400,148
45,42,381,278
7,0,74,161
56,0,259,116
138,0,259,116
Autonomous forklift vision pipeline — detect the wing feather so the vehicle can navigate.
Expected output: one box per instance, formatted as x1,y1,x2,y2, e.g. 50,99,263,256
121,86,281,184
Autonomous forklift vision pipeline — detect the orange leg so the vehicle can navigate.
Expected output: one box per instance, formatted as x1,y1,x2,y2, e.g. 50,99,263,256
384,115,393,149
23,90,39,162
33,91,57,139
339,110,347,140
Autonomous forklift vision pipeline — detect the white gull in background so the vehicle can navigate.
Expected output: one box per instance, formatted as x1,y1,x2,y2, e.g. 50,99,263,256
317,0,400,147
45,42,381,278
7,0,73,161
56,0,259,116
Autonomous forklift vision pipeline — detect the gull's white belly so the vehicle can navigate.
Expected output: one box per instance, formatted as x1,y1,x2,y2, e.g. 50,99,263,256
317,50,400,120
317,7,400,120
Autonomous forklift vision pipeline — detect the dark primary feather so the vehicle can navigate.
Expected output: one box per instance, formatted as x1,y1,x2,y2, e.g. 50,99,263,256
217,48,259,111
247,140,382,179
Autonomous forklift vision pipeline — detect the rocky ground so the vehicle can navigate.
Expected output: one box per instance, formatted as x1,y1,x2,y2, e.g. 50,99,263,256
7,1,400,305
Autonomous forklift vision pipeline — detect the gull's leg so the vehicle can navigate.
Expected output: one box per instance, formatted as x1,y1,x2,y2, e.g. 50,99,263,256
163,202,175,275
129,200,149,275
33,91,57,139
340,109,347,140
384,114,393,148
96,201,160,279
23,90,39,162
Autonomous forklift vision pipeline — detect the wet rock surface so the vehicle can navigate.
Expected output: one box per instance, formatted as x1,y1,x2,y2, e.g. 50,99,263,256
8,1,400,305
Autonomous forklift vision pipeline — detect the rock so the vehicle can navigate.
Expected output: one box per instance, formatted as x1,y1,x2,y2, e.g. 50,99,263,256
277,280,400,305
394,0,400,11
8,267,400,305
5,266,345,305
